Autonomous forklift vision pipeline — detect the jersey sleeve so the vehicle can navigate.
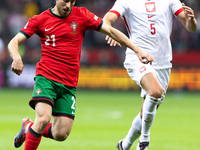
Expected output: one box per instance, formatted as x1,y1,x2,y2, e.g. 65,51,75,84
20,15,40,38
82,8,103,31
171,0,183,16
109,0,128,18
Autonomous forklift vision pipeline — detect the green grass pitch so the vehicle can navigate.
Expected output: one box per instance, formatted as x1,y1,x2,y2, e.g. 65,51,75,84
0,88,200,150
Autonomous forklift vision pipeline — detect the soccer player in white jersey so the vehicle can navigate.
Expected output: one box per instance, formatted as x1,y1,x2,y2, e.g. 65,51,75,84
103,0,197,150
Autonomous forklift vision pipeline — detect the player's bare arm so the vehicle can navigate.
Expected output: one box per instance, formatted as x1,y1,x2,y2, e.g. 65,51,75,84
103,12,121,47
100,22,153,64
8,33,27,76
177,3,197,32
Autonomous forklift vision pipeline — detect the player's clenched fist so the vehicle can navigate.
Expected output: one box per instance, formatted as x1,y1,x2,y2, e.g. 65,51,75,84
11,58,24,76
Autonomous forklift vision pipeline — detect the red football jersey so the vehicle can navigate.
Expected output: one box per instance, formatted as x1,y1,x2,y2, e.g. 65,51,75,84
20,7,103,87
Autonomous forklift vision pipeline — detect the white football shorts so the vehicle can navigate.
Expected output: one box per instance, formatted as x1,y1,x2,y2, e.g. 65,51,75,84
124,55,171,104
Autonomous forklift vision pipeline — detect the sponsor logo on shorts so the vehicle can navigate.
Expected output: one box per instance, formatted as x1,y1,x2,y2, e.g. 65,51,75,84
36,89,42,95
139,66,146,73
128,68,133,73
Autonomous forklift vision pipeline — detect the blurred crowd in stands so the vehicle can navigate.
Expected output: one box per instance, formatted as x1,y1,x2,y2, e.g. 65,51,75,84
0,0,200,71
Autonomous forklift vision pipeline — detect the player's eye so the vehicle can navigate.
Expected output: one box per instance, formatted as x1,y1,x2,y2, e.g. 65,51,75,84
63,0,70,3
63,0,75,3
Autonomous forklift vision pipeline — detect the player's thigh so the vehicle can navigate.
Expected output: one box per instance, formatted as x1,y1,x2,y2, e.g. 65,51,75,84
141,68,171,103
32,101,52,133
140,72,163,97
35,101,52,119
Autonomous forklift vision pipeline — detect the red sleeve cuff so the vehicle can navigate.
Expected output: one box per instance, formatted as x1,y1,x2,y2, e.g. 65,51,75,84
174,8,183,16
109,10,121,18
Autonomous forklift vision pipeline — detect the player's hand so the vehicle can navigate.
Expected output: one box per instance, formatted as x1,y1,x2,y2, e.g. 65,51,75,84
182,3,195,21
105,35,122,47
11,58,24,76
137,50,153,65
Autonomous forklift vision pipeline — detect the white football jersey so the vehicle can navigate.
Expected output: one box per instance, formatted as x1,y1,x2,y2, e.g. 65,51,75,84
110,0,183,69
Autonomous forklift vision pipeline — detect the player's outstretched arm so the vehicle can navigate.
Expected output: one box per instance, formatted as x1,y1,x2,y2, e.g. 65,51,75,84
177,3,197,32
103,12,121,47
99,22,153,64
8,33,27,76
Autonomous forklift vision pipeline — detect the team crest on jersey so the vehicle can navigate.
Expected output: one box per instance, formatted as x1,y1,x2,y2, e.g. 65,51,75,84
145,2,156,12
70,21,78,35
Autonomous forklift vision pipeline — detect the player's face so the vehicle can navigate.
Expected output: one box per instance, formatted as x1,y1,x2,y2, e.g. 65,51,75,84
56,0,76,17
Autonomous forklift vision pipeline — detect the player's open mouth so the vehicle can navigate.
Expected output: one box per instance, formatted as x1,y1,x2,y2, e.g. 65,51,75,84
63,9,69,13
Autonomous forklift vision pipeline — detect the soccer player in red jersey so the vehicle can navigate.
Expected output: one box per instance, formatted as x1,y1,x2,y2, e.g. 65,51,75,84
8,0,153,149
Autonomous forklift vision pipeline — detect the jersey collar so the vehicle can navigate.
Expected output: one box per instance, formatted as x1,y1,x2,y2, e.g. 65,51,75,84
49,6,72,19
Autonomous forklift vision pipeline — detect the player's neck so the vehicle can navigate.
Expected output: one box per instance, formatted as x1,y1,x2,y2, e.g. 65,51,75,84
51,7,60,16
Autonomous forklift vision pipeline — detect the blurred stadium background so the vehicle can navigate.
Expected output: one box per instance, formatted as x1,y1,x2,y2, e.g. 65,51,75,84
0,0,200,91
0,0,200,150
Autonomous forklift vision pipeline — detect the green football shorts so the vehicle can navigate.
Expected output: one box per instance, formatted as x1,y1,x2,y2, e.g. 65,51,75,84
30,75,76,119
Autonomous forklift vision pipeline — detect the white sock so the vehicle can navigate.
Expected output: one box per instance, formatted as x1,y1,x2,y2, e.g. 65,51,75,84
122,113,142,150
140,94,159,142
